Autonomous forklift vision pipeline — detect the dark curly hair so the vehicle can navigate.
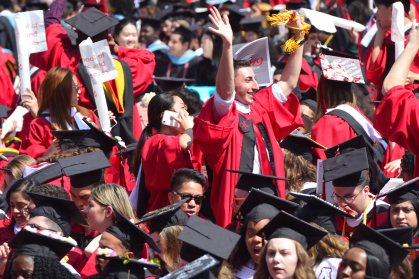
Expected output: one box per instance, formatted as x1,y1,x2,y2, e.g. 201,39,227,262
229,222,251,272
4,255,75,279
400,150,415,181
30,184,70,200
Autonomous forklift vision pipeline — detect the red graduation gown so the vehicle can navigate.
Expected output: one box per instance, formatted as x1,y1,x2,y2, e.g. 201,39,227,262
379,143,405,178
364,29,419,101
193,85,303,227
0,49,16,110
374,85,419,178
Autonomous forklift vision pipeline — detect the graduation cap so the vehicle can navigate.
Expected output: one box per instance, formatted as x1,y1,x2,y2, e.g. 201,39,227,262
105,208,160,256
10,226,77,260
61,151,111,188
173,25,196,43
161,255,219,279
22,0,49,11
50,130,89,151
226,4,251,18
28,192,89,237
351,224,409,271
378,227,418,249
135,199,190,234
83,2,104,9
280,132,325,162
153,76,195,92
240,16,265,33
233,188,298,224
0,105,11,119
64,26,79,48
257,210,328,250
140,17,164,31
98,255,160,279
178,215,241,262
377,177,419,205
226,169,288,196
323,148,369,187
78,119,120,150
286,2,302,10
171,8,196,21
195,7,210,22
300,86,317,113
154,6,174,21
65,7,119,42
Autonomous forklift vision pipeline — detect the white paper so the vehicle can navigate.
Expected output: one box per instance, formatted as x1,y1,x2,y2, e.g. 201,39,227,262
18,52,31,101
14,10,47,54
1,106,29,139
392,2,405,43
316,159,335,204
79,38,118,84
92,83,111,132
332,17,366,32
378,178,404,200
235,37,272,87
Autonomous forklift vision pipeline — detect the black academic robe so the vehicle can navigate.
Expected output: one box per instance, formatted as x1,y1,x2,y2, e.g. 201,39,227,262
154,53,201,85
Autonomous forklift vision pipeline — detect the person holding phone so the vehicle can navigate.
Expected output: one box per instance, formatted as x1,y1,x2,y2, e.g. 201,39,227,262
131,92,197,217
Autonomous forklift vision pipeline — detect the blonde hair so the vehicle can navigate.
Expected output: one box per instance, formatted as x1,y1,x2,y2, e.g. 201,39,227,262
90,183,134,220
160,225,184,272
307,233,348,267
2,155,37,190
254,240,316,279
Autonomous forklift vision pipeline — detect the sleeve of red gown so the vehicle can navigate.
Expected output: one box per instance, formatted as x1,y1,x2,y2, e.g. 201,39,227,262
29,23,80,72
19,117,54,159
0,65,16,110
379,143,405,178
311,115,358,162
374,85,419,158
363,41,387,86
117,46,155,97
30,69,46,96
253,86,303,140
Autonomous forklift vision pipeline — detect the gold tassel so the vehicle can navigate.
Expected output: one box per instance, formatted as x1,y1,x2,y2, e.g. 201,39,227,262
266,10,311,35
342,217,347,237
281,36,304,54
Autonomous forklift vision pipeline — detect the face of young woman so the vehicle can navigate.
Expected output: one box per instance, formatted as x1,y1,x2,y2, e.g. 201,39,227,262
71,75,80,107
9,191,30,226
201,34,214,60
245,219,269,263
11,255,34,279
151,231,166,259
266,238,299,279
390,201,418,230
85,197,107,233
338,247,367,279
115,24,138,49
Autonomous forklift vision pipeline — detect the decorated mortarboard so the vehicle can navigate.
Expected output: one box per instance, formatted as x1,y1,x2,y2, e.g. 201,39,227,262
153,76,195,91
79,117,126,150
50,130,89,151
178,216,241,262
105,208,160,256
280,131,325,162
65,7,119,40
28,192,88,237
0,105,11,119
378,227,418,249
233,188,298,224
377,177,419,205
351,224,409,271
257,210,328,250
139,17,164,30
240,16,265,33
135,199,190,234
162,254,219,279
226,169,288,195
9,226,77,260
323,147,369,187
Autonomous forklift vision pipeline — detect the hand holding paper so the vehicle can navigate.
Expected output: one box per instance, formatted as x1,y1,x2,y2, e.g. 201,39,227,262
1,106,29,139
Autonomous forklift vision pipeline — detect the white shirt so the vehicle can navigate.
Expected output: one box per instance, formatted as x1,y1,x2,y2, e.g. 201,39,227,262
314,258,342,279
235,260,256,279
212,84,287,174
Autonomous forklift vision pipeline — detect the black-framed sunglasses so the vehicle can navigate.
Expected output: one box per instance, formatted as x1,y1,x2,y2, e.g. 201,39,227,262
172,192,205,205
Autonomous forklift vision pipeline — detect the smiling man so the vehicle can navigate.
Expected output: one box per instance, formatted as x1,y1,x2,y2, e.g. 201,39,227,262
193,8,304,227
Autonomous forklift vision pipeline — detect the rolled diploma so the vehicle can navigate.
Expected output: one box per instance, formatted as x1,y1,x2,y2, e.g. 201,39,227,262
330,16,366,32
1,106,29,139
18,52,31,101
395,41,404,60
92,82,111,133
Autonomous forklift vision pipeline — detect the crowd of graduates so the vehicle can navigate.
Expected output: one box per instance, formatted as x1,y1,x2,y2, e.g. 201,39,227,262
1,0,419,278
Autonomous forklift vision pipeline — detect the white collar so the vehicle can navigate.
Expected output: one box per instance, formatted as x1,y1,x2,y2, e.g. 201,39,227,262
346,195,388,227
235,100,250,114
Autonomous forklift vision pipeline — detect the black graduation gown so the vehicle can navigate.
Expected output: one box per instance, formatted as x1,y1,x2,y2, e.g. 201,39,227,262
153,53,202,86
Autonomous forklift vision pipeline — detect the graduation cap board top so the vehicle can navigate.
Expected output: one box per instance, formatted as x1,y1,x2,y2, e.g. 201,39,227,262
161,255,219,279
378,226,416,248
0,105,11,118
377,177,419,202
135,198,191,225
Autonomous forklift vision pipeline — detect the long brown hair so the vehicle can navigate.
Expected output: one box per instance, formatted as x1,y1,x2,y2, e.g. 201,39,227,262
160,225,184,272
37,67,90,130
307,233,348,267
254,240,316,279
282,149,317,200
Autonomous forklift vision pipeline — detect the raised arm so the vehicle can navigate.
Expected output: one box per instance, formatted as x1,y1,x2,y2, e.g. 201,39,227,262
208,7,235,101
382,19,419,94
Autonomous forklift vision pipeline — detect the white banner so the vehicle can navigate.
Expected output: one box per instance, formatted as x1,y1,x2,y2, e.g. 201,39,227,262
18,52,31,101
92,83,111,132
316,159,335,204
392,2,405,43
1,106,29,139
14,10,47,54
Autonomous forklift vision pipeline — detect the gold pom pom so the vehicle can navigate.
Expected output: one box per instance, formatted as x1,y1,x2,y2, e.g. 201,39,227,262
266,10,311,35
281,36,304,54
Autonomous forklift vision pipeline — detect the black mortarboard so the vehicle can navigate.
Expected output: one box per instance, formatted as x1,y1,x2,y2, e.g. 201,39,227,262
82,2,104,9
22,163,62,184
0,105,11,118
162,255,219,279
300,86,317,114
286,2,302,10
115,142,137,173
280,133,325,162
195,7,210,22
378,227,417,248
173,25,196,43
64,27,79,48
377,177,419,205
136,199,190,234
351,224,409,271
105,208,160,256
22,0,49,11
59,151,111,188
153,76,195,92
78,119,119,150
51,130,89,151
171,8,196,21
227,169,287,195
65,7,119,42
323,148,369,187
178,215,241,262
154,6,174,21
240,16,265,33
226,4,251,18
140,17,163,30
28,192,88,237
233,188,298,224
98,255,160,279
257,211,328,250
10,227,77,260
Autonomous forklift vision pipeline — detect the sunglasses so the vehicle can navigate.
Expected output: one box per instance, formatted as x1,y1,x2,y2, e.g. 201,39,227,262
172,192,205,205
26,223,62,235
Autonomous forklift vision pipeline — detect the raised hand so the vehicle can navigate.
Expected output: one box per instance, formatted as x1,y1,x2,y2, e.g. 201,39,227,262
208,7,233,46
286,11,305,39
407,19,419,50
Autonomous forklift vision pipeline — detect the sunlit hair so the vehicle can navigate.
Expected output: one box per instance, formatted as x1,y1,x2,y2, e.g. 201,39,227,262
391,257,413,279
37,67,90,130
307,233,348,267
90,183,134,221
282,149,317,200
254,240,316,279
159,225,183,272
2,155,37,190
